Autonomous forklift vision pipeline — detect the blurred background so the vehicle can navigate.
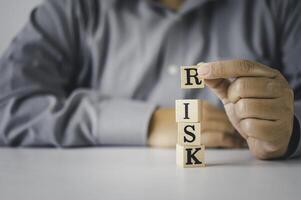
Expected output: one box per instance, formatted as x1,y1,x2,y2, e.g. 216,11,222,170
0,0,42,55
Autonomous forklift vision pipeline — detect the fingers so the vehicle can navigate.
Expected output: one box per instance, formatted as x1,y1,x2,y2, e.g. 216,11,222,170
202,101,229,121
239,118,290,142
198,60,278,79
202,131,244,148
197,60,294,159
202,101,236,133
234,98,287,121
247,137,288,160
227,77,285,103
204,79,231,103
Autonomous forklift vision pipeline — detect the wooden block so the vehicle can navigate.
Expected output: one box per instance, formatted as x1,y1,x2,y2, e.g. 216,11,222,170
177,123,201,146
180,63,205,89
176,144,205,168
175,99,202,123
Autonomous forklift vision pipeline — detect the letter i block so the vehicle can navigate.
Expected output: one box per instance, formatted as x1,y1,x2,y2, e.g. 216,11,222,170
176,144,205,168
178,123,201,146
180,64,205,89
175,99,202,123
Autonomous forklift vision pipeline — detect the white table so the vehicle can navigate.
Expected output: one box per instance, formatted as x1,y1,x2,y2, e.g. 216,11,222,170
0,148,300,200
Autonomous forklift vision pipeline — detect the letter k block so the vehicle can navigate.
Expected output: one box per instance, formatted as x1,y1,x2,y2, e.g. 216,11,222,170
176,144,205,168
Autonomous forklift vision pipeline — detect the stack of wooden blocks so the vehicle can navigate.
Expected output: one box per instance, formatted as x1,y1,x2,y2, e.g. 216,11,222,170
176,63,206,168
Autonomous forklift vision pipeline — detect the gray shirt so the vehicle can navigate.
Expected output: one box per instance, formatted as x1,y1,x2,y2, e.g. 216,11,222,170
0,0,300,157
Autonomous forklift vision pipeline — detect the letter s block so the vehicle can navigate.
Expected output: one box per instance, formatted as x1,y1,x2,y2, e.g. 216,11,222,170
178,123,201,146
180,64,205,89
175,99,202,123
176,144,205,168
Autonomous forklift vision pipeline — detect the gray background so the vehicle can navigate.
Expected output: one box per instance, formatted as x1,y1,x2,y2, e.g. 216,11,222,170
0,0,42,55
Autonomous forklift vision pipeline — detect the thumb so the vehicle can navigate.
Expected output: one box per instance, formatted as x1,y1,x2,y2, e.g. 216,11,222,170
204,78,231,105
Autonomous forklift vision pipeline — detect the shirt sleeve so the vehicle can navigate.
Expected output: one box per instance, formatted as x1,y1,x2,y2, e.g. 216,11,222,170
290,107,301,158
276,0,301,158
0,0,157,147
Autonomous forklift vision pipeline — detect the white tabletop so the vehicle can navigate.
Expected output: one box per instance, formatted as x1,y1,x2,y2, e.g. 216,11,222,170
0,147,300,200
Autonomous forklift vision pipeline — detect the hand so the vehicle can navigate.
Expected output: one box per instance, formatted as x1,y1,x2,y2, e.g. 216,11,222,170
201,101,245,148
147,108,177,148
198,60,294,159
147,102,245,148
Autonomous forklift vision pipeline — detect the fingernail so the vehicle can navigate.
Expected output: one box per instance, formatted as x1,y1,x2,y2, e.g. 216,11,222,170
198,64,210,75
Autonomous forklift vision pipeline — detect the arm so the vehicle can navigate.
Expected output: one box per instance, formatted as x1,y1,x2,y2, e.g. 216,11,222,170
148,101,245,148
193,0,301,159
0,0,156,147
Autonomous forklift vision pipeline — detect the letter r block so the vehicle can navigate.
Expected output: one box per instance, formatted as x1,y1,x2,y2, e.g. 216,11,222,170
178,123,201,146
176,144,205,168
175,99,202,123
180,65,205,89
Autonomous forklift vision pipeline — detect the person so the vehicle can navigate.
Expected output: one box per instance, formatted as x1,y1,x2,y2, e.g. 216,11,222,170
0,0,300,160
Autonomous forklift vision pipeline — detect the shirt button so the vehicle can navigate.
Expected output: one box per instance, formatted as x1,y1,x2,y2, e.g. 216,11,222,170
167,65,178,75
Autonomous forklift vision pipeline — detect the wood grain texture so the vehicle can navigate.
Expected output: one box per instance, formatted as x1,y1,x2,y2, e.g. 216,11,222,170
177,122,201,146
176,144,205,168
175,99,202,123
180,64,205,89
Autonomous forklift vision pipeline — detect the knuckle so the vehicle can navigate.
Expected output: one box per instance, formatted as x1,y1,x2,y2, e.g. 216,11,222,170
235,99,248,117
237,79,248,96
228,79,243,102
234,78,246,93
240,119,253,133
